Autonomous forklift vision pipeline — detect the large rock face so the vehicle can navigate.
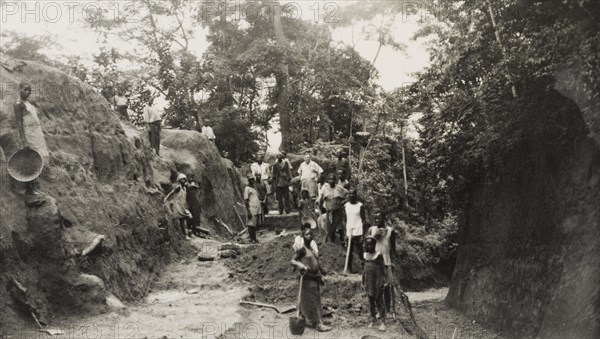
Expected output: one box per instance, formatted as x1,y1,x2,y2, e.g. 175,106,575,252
446,90,600,338
0,60,243,331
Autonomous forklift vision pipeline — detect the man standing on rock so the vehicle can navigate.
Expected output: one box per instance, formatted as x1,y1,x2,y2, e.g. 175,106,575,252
201,122,216,143
366,207,397,316
272,153,291,214
297,151,323,203
142,97,162,155
244,175,261,243
112,89,129,120
164,174,193,239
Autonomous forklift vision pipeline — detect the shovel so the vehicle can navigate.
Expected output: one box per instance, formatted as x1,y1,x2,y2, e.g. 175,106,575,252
239,300,296,314
343,236,352,275
289,275,305,335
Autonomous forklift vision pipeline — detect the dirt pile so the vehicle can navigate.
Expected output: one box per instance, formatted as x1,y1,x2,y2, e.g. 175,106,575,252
447,91,600,338
227,233,426,338
0,60,243,333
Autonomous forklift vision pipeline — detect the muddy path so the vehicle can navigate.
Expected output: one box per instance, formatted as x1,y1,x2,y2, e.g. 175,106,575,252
14,231,505,339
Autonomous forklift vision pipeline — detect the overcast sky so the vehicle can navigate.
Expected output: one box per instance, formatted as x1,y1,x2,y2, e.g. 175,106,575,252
2,1,431,89
2,0,432,150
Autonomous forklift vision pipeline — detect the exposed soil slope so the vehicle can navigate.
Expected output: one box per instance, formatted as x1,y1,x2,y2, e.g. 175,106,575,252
0,60,243,333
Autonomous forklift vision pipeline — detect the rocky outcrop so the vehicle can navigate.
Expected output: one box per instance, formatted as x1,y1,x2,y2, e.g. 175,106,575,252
0,61,243,331
446,90,600,338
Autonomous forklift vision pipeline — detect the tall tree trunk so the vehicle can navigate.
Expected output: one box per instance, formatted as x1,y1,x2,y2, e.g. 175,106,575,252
273,1,291,150
401,125,409,208
487,0,518,98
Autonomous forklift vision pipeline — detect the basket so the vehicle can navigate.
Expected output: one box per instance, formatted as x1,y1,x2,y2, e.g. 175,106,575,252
7,148,44,182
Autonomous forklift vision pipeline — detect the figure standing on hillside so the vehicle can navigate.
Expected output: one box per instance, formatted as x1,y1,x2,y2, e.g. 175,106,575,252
112,89,129,120
272,153,291,214
290,228,331,332
319,173,348,244
281,150,293,177
298,190,317,225
344,187,366,273
297,151,323,202
362,237,386,331
185,174,202,237
244,176,261,243
201,122,216,143
337,169,350,189
254,173,268,225
142,97,162,155
250,153,271,207
366,207,397,316
290,175,302,209
335,149,351,181
164,174,193,239
13,82,49,196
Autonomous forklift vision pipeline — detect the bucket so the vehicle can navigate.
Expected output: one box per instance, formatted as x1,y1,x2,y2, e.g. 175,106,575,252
288,316,305,335
7,148,44,182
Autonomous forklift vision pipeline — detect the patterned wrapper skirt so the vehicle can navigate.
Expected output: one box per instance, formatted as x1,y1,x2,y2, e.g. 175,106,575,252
299,276,323,325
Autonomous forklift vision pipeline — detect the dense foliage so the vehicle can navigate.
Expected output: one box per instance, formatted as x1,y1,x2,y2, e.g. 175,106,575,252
406,0,599,210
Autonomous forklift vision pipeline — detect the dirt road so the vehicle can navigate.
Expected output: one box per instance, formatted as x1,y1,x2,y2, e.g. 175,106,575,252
15,236,505,339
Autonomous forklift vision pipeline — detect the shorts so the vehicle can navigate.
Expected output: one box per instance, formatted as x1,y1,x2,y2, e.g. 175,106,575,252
247,214,260,227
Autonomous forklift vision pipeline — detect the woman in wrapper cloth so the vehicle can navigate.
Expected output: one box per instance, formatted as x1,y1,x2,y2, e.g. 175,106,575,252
291,228,331,332
13,82,49,196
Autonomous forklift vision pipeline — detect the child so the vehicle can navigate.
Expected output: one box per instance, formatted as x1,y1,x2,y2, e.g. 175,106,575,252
362,237,386,331
298,189,316,222
254,173,268,225
244,176,261,243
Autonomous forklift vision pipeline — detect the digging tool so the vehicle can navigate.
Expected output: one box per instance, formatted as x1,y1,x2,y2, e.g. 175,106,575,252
343,236,352,275
289,274,305,335
239,300,296,314
215,218,234,236
232,203,245,228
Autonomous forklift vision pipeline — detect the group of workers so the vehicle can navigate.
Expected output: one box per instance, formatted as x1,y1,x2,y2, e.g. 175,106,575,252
11,81,396,333
242,148,397,332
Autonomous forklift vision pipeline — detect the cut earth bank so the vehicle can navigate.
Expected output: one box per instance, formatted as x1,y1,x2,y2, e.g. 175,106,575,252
0,60,244,334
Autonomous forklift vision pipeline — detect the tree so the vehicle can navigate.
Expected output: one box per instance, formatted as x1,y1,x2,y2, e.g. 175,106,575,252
406,0,599,211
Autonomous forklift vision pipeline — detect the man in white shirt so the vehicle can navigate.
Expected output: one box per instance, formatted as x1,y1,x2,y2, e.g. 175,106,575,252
202,123,216,142
297,151,323,201
344,187,366,273
142,98,162,155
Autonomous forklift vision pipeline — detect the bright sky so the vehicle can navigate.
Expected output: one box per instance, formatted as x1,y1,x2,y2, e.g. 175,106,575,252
1,0,432,150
